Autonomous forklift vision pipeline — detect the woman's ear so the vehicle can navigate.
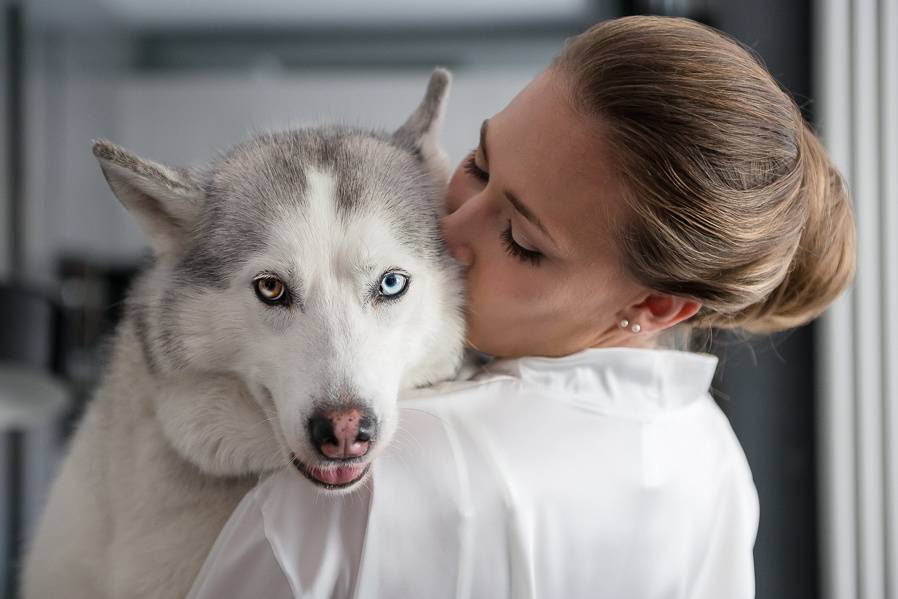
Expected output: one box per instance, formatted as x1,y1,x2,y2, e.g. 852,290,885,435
629,293,701,333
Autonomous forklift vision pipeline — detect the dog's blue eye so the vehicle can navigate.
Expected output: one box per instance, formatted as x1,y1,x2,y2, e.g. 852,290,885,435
379,272,408,299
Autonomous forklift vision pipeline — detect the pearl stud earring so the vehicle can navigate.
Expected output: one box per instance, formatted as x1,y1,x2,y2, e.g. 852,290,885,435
620,318,641,333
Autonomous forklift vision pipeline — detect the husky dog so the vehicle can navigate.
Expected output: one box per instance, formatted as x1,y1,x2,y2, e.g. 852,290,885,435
22,69,464,599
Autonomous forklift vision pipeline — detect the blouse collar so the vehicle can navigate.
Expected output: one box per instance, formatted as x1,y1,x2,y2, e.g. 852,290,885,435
480,346,719,411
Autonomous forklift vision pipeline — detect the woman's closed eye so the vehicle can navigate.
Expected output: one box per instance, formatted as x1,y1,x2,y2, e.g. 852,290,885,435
463,151,489,183
462,147,543,266
501,221,543,267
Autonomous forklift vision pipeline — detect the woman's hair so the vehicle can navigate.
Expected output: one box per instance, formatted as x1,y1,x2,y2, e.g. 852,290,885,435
552,15,855,336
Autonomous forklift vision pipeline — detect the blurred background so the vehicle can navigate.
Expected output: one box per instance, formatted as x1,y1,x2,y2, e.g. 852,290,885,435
0,0,894,598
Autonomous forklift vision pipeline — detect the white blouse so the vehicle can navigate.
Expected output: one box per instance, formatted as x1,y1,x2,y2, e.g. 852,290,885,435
187,347,759,599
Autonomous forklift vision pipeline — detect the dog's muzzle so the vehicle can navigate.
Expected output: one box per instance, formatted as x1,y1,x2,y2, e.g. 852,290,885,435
292,405,377,490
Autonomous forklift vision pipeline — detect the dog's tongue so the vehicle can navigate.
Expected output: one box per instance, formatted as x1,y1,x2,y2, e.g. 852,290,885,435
310,464,366,486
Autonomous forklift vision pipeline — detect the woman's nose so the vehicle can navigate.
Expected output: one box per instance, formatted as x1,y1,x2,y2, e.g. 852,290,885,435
440,209,475,267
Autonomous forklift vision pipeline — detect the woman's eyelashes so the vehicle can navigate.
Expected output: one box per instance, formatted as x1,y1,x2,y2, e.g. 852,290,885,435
462,149,542,267
501,221,543,267
463,151,489,183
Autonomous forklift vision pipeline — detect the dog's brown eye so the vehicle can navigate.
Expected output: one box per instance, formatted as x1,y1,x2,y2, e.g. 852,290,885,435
254,276,288,305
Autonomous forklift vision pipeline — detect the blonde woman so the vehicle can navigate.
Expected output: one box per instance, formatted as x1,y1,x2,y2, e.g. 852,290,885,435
188,15,855,599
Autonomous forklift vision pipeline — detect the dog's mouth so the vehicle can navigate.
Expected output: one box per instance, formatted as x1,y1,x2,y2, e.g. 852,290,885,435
291,454,370,490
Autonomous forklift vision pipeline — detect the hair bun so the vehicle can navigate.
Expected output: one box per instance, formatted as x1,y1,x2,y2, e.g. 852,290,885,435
704,125,856,334
554,16,856,337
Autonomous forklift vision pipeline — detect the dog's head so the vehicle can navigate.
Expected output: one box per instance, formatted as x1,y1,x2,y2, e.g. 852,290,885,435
94,69,464,492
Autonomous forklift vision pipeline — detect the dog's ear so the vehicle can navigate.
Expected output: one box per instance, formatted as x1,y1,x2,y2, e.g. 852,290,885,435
393,67,452,183
93,140,203,255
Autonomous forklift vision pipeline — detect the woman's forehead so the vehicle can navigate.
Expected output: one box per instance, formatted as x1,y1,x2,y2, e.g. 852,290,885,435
489,70,628,260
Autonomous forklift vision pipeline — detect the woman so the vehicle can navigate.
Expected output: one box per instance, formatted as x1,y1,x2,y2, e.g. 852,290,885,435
188,15,855,598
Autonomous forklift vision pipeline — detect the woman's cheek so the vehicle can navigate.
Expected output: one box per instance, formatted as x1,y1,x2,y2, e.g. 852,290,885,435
504,265,548,302
486,262,523,302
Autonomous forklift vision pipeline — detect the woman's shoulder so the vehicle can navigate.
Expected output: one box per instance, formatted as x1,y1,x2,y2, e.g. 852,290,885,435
400,346,722,417
397,346,757,525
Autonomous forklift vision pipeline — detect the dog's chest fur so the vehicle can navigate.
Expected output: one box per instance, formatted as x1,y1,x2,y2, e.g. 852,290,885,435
23,318,257,599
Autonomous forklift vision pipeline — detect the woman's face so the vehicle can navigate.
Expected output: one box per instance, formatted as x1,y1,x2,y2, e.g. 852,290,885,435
440,69,655,358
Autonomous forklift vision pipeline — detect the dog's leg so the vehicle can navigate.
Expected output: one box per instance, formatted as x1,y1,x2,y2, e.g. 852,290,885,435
154,372,285,477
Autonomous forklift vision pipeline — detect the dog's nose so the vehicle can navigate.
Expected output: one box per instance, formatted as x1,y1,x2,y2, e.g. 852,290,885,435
309,407,376,460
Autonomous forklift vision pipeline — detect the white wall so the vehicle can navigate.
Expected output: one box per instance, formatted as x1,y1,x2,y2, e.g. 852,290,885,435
35,0,588,28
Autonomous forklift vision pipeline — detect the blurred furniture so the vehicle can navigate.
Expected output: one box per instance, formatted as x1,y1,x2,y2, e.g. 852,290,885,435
54,256,141,437
0,286,70,599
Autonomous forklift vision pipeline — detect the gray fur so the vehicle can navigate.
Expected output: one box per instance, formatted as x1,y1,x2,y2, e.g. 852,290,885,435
129,300,159,375
177,126,447,288
393,67,451,152
93,141,196,193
